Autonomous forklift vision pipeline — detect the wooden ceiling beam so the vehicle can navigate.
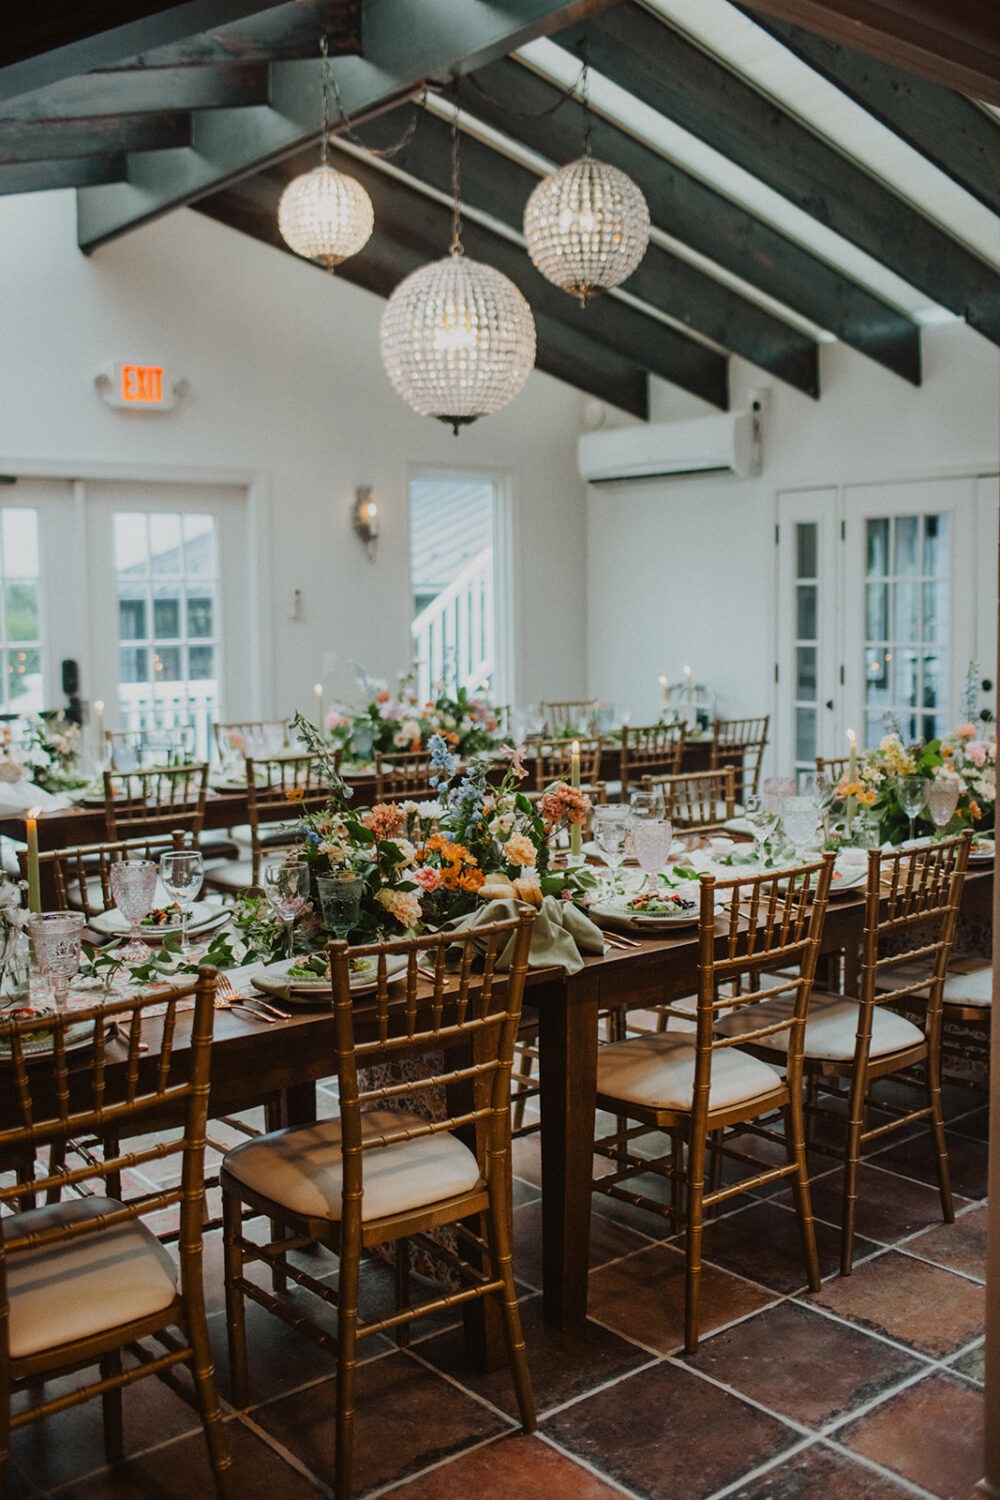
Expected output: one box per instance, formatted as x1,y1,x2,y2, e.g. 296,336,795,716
456,59,921,383
75,0,617,252
0,113,190,164
740,8,1000,215
566,4,1000,345
193,180,650,419
2,62,271,123
374,106,819,397
732,0,1000,106
0,2,281,105
0,156,126,196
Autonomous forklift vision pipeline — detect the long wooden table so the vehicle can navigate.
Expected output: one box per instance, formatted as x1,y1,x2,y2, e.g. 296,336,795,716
3,866,989,1332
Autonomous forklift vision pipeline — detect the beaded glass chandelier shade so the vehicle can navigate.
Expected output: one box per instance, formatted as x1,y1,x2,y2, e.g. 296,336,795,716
524,155,650,307
380,248,536,434
277,163,374,270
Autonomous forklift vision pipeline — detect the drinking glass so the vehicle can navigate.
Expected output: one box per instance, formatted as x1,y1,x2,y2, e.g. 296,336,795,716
591,804,633,890
925,776,960,837
629,788,664,820
630,816,674,894
28,912,86,1011
744,793,778,866
897,775,927,843
109,858,157,963
158,850,205,953
763,776,796,852
317,872,365,941
781,795,819,862
264,859,310,956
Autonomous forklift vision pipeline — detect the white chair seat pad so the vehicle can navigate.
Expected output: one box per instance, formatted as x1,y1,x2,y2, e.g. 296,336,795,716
596,1033,784,1113
717,989,925,1062
6,1197,178,1360
224,1108,483,1223
203,858,256,891
229,823,293,850
943,968,992,1009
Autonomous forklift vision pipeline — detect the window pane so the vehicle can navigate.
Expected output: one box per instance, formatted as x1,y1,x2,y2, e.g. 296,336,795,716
183,514,216,578
114,513,148,574
5,582,38,643
865,583,887,641
795,646,816,696
796,584,817,640
795,523,817,580
153,596,181,638
922,652,945,710
865,650,888,699
864,711,884,747
119,597,146,641
923,581,947,642
189,645,214,680
187,593,214,639
923,513,948,575
866,519,888,577
149,514,183,577
154,646,181,681
893,516,919,577
120,646,148,683
893,581,919,642
795,707,816,764
6,647,40,705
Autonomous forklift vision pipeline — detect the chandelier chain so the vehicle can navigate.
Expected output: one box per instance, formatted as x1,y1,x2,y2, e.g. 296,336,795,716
449,79,463,256
580,39,593,160
466,57,587,121
320,33,424,160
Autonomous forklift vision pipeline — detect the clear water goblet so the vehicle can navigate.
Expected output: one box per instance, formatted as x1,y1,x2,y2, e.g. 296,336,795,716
630,816,674,894
317,871,365,942
780,795,819,863
158,850,205,954
744,793,778,866
925,776,960,837
629,788,664,820
264,859,310,956
897,775,927,843
591,805,633,892
27,911,86,1012
109,858,158,963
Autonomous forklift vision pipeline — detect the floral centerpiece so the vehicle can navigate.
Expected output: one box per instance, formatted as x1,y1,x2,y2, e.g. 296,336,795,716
0,874,29,1002
834,728,995,844
326,663,502,760
19,715,86,793
287,714,593,940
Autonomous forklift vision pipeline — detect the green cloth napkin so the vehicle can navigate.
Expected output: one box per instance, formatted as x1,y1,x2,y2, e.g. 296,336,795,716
442,896,606,976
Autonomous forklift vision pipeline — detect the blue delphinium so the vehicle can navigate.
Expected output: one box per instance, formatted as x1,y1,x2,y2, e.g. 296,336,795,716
428,733,457,788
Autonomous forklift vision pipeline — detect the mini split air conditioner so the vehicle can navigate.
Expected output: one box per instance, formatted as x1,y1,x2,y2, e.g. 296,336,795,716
577,409,762,484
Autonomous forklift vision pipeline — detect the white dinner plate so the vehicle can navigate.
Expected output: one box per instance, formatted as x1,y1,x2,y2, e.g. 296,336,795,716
828,864,869,897
90,900,222,939
0,1015,97,1058
250,952,409,1002
968,838,995,864
590,895,699,930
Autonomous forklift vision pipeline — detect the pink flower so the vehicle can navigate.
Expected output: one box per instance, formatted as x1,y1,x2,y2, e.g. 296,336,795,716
364,803,405,840
413,866,442,892
499,742,528,780
955,722,977,740
965,741,988,766
325,708,347,730
376,690,391,705
389,890,422,929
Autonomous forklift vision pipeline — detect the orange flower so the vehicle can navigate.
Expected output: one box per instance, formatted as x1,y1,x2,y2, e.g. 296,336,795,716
446,732,460,746
285,786,305,801
457,867,484,893
941,745,954,758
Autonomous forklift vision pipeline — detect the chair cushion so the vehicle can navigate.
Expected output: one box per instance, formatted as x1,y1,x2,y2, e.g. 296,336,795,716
6,1196,178,1360
229,823,293,850
943,968,992,1009
596,1033,784,1113
202,859,256,891
223,1108,483,1223
716,990,925,1062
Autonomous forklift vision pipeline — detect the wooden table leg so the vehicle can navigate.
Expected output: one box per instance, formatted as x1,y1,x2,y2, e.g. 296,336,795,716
537,966,600,1328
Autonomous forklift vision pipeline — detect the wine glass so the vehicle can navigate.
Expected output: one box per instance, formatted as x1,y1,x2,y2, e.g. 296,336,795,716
264,860,310,957
629,788,664,820
763,776,796,853
897,775,927,844
630,816,674,894
317,872,365,941
925,776,960,837
27,911,86,1011
744,793,778,866
591,804,633,891
109,858,157,963
780,795,819,863
158,850,205,954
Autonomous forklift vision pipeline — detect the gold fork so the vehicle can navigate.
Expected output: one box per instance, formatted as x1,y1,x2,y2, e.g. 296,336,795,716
214,972,287,1022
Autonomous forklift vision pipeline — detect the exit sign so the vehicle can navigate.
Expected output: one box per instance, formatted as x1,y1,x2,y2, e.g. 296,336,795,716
96,361,183,411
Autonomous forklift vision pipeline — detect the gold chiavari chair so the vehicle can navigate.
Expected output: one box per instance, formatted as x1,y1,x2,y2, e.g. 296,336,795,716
221,911,537,1500
102,762,209,841
20,829,191,919
527,735,603,793
815,754,851,783
593,855,835,1352
104,724,196,772
212,719,290,759
538,699,600,736
0,973,232,1496
642,765,736,837
718,833,971,1274
619,721,685,794
374,748,440,802
711,714,769,802
203,751,334,892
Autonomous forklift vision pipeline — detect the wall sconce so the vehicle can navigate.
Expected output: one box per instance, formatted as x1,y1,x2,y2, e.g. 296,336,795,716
353,486,379,562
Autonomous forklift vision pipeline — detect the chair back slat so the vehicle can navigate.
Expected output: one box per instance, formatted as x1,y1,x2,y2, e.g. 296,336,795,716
538,700,600,736
241,751,337,884
24,830,192,918
643,766,735,835
711,715,769,800
527,736,603,791
620,721,685,789
103,764,209,840
815,754,851,783
373,749,439,803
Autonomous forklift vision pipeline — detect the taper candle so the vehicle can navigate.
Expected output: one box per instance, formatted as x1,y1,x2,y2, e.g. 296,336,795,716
683,665,693,704
314,682,324,731
845,729,858,834
26,807,41,914
570,739,582,858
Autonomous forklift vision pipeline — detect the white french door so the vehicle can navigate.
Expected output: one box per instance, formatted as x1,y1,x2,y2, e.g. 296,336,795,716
777,474,994,776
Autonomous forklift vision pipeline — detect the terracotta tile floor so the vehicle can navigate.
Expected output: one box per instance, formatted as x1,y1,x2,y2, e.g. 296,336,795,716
6,1080,989,1500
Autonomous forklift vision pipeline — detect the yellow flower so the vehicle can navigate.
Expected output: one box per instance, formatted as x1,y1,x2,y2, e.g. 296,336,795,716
503,832,537,868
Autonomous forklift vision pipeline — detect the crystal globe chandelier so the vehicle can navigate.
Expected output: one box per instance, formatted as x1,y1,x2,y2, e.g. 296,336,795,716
523,51,649,308
277,37,374,271
380,105,535,434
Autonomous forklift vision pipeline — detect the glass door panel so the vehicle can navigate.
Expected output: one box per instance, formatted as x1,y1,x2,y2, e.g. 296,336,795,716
776,488,840,776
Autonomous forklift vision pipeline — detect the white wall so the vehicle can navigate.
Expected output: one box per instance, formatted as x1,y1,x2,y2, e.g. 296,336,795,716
0,191,590,718
585,324,1000,761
